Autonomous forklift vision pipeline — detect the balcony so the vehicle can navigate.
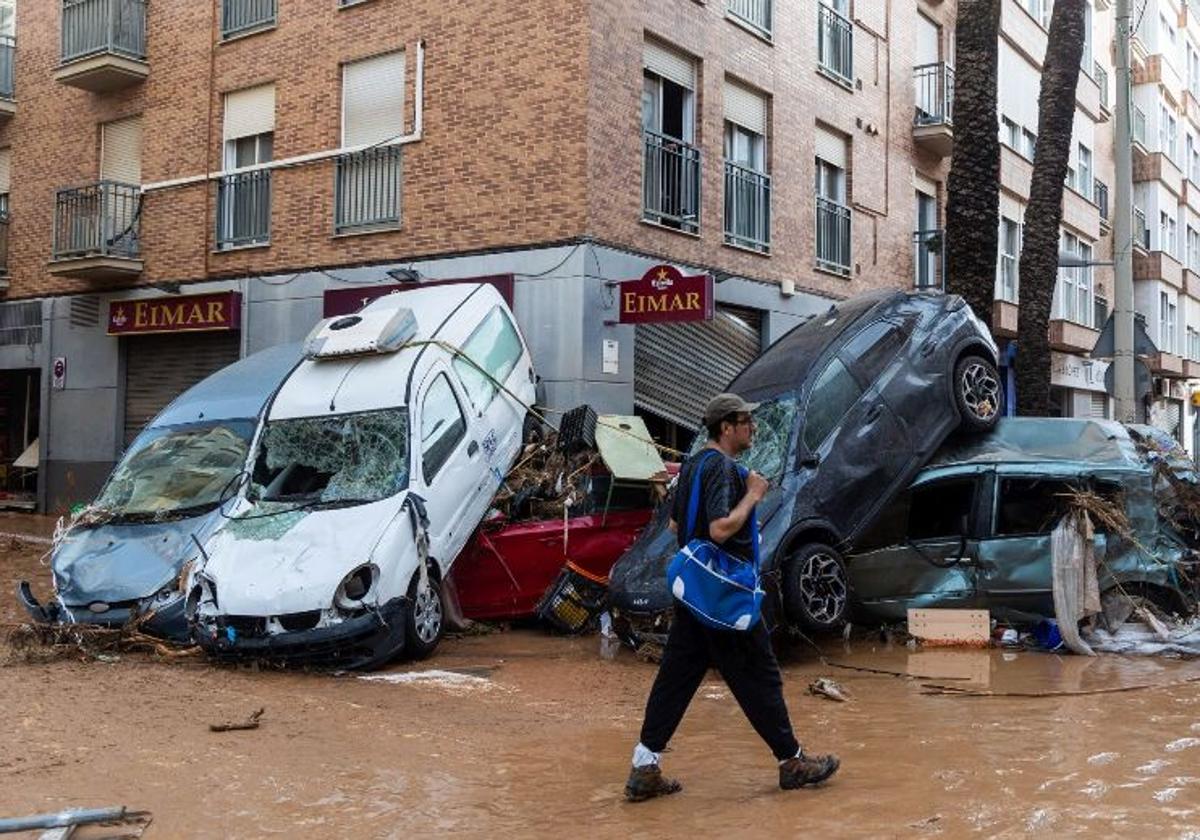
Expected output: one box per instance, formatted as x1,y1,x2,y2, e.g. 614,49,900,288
222,0,277,40
216,170,271,250
642,131,701,235
49,182,143,280
913,229,944,290
727,0,772,39
817,4,853,88
815,196,851,275
335,146,403,235
1095,179,1109,233
1133,152,1183,198
0,36,13,118
992,299,1019,338
912,63,954,157
1134,250,1183,289
1151,351,1186,377
56,0,148,93
1048,318,1100,353
724,162,770,254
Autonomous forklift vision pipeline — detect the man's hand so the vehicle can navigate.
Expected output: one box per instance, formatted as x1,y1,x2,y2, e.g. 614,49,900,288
746,471,769,502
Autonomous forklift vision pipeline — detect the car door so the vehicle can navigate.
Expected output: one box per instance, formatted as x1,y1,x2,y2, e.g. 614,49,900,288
849,473,984,619
415,364,487,571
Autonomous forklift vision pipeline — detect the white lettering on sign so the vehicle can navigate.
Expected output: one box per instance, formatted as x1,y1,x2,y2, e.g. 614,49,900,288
1050,352,1109,393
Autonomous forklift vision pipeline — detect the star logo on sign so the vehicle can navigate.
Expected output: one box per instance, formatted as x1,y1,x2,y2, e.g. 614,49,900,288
112,306,128,328
651,267,674,291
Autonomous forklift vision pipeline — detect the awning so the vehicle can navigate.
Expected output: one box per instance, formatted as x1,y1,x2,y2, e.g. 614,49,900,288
595,416,666,481
13,438,37,469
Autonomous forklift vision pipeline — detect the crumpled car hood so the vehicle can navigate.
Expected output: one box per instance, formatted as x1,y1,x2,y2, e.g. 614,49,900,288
54,513,220,606
201,497,408,616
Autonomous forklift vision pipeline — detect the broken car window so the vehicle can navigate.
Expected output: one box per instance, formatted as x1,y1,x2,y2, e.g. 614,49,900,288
996,478,1077,536
739,395,799,479
453,306,524,410
803,358,863,453
94,420,255,517
908,479,976,541
422,373,468,481
252,409,410,505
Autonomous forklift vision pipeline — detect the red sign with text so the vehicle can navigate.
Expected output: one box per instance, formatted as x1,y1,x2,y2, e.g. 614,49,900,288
322,274,515,317
617,265,713,324
108,292,242,336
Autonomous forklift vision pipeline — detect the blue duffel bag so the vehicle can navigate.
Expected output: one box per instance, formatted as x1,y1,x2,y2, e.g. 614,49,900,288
666,450,764,631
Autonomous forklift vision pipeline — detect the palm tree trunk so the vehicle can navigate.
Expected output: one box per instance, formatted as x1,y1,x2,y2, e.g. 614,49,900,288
1014,0,1088,416
945,0,1002,330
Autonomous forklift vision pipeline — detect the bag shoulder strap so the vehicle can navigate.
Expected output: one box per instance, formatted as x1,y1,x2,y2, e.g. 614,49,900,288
684,450,719,541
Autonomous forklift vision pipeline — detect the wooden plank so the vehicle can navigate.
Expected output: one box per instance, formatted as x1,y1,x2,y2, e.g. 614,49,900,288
907,608,991,647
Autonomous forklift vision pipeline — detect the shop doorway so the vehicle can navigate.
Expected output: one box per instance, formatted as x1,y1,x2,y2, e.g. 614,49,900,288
0,368,40,510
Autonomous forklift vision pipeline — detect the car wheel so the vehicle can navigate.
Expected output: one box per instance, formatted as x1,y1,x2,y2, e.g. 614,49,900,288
783,543,849,633
954,355,1002,432
404,566,444,660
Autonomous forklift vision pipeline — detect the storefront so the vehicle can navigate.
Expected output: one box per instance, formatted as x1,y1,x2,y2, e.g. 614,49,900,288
1049,352,1111,419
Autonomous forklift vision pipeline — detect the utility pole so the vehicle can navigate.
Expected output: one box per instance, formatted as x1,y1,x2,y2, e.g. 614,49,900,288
1112,0,1136,422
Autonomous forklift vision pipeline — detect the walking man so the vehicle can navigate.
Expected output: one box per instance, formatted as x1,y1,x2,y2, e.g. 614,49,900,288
625,393,840,802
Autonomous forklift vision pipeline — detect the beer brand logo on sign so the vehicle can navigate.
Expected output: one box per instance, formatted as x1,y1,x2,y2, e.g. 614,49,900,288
107,292,242,336
617,265,713,325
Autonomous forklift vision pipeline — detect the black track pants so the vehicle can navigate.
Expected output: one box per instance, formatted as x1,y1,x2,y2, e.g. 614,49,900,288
638,605,801,761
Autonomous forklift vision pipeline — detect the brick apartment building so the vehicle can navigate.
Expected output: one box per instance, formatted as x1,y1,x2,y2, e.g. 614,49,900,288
0,0,1187,512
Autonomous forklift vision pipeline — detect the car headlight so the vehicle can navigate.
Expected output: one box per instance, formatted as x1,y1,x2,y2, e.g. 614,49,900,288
334,564,379,611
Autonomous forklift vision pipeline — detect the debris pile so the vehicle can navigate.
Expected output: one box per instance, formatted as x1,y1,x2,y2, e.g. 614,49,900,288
3,618,197,664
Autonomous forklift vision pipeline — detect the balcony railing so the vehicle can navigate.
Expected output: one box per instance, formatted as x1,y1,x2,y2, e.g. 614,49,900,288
1133,106,1147,146
1095,62,1109,110
818,4,853,85
643,131,701,234
724,162,770,252
914,63,954,126
913,229,945,290
0,36,13,100
727,0,772,37
61,0,146,64
1094,179,1109,221
222,0,276,39
335,146,403,234
53,181,141,260
1134,207,1149,249
816,196,851,274
216,170,271,249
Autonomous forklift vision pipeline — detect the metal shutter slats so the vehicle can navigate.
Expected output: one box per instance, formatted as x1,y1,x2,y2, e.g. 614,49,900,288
223,84,276,142
0,148,10,193
101,116,142,185
644,39,696,90
123,332,241,446
342,51,406,147
815,124,847,168
724,79,768,135
1089,392,1108,418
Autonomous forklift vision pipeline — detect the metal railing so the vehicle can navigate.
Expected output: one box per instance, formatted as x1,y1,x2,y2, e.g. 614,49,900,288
53,181,141,260
1094,179,1109,221
1095,62,1109,110
727,0,772,37
335,146,403,233
1134,207,1149,249
913,229,944,290
222,0,276,39
0,36,13,100
818,4,853,85
216,170,271,249
815,196,851,274
724,162,770,252
1094,295,1109,330
1133,106,1147,146
61,0,146,64
643,131,701,234
914,63,954,126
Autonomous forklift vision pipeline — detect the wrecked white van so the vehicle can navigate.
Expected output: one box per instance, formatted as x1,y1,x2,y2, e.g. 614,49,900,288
187,283,536,668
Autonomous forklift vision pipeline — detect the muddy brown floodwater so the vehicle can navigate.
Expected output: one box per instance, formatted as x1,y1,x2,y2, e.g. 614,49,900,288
3,536,1200,839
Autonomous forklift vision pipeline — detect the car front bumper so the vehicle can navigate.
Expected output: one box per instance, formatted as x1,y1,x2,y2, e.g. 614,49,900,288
16,582,190,642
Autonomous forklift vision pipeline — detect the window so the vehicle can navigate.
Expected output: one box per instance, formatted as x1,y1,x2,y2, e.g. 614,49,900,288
1190,43,1200,99
817,0,853,84
338,51,405,233
1160,210,1178,257
1188,225,1200,270
998,216,1020,302
219,84,275,249
643,41,700,233
914,190,939,288
996,478,1078,536
728,0,772,37
841,319,908,385
1081,2,1093,75
1022,128,1037,160
1077,144,1092,200
421,374,467,481
452,306,525,410
1161,105,1178,161
1189,326,1200,361
222,0,277,39
1161,291,1178,355
1056,231,1094,326
724,81,770,251
1189,134,1200,183
908,479,975,541
815,141,851,273
1001,115,1020,148
0,0,12,37
803,358,863,452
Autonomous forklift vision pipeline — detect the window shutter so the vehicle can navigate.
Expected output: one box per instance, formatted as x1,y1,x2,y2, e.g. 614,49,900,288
0,148,10,193
223,84,276,142
815,124,847,169
1089,392,1108,418
342,51,406,147
101,116,143,185
644,39,695,89
724,79,767,135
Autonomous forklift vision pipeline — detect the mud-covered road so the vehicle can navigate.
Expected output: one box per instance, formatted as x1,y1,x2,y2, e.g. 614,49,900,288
4,537,1200,838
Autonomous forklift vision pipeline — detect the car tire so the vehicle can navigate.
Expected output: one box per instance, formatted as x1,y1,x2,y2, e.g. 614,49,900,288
953,355,1003,433
404,564,445,660
782,543,850,633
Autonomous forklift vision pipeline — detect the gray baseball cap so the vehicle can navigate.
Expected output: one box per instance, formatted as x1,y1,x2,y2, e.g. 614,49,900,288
703,393,761,427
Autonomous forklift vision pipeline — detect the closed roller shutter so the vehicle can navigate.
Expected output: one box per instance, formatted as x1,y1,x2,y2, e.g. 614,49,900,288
123,332,241,446
101,116,143,185
342,51,406,147
644,39,695,89
724,79,768,135
223,84,276,142
1089,392,1109,419
1152,398,1182,439
635,307,762,429
0,147,10,193
815,124,847,168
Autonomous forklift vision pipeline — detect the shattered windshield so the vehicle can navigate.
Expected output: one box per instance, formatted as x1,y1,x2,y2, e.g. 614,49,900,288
252,409,410,506
94,420,256,518
686,395,799,479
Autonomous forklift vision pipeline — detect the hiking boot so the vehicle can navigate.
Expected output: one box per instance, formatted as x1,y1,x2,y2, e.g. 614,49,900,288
625,764,683,802
779,752,840,790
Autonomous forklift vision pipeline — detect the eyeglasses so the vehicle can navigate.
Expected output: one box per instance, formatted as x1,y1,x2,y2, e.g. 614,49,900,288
733,415,755,427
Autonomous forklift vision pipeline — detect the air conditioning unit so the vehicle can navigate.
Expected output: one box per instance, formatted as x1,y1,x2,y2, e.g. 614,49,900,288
303,307,418,359
1157,376,1172,399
